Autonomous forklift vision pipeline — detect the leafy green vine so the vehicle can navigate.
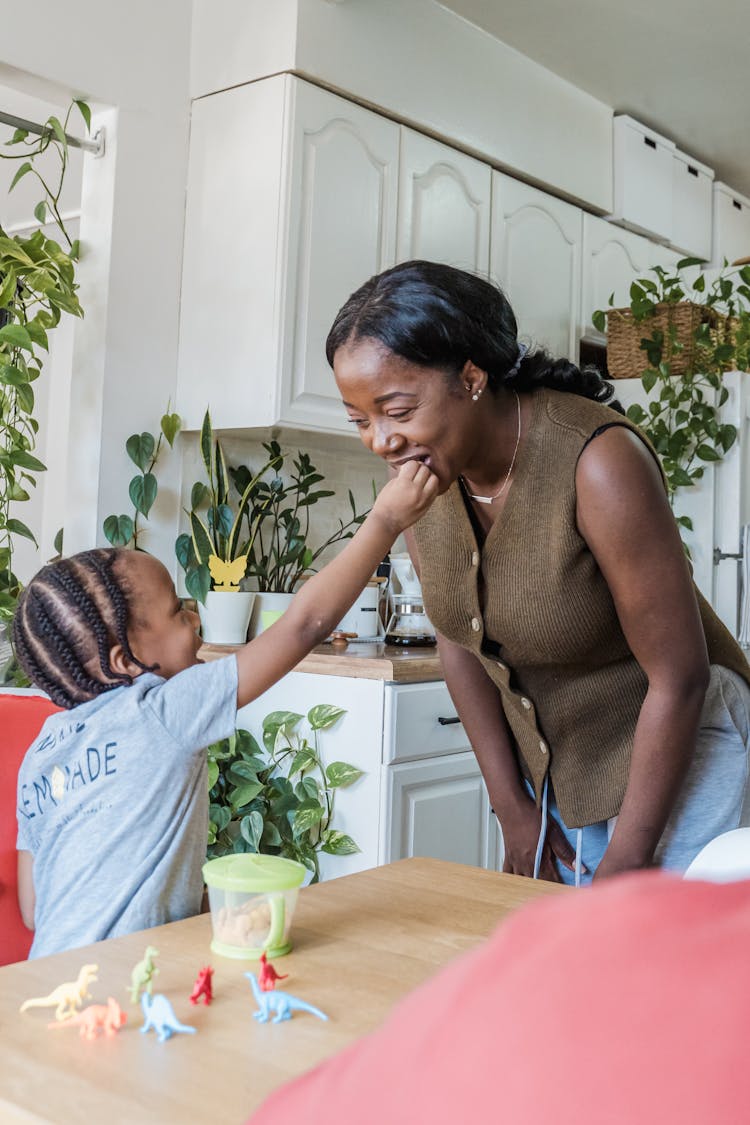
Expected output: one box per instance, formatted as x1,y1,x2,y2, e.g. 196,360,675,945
0,101,90,680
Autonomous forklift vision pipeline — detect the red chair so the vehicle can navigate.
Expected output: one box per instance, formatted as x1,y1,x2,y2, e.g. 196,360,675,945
0,690,61,965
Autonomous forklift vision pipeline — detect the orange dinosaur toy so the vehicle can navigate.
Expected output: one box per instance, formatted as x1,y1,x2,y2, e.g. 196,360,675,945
48,997,127,1040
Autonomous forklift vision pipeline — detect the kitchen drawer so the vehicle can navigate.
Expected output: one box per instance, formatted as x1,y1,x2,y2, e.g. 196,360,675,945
384,682,469,764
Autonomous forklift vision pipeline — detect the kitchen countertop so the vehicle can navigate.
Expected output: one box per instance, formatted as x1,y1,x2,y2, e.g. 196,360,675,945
200,639,443,682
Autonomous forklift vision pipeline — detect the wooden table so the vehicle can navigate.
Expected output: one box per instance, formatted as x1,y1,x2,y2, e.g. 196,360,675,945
0,859,567,1124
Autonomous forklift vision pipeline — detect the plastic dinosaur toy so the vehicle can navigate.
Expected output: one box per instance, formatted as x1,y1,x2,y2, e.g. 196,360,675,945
129,945,159,1003
258,951,288,992
140,993,197,1042
189,966,214,1006
20,963,99,1021
244,972,329,1024
48,998,127,1040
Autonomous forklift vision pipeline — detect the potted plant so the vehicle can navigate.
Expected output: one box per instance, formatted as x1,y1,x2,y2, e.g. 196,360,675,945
593,259,750,520
176,410,281,644
207,704,362,882
230,440,371,635
0,101,89,683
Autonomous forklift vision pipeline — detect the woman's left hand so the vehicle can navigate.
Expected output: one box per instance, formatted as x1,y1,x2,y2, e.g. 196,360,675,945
592,847,653,881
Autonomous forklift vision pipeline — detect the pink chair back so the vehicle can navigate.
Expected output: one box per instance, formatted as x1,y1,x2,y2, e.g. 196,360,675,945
0,691,61,964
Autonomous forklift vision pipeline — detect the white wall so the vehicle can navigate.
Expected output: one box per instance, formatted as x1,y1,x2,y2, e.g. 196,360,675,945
0,0,192,572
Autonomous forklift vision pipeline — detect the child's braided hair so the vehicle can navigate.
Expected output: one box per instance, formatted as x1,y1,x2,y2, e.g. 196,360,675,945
12,548,158,709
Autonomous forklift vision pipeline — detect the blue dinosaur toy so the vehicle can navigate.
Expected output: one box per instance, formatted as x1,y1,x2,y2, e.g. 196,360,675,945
140,992,197,1041
244,972,329,1024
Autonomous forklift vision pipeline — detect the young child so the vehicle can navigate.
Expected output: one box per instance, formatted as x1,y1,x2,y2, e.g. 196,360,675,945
13,461,437,958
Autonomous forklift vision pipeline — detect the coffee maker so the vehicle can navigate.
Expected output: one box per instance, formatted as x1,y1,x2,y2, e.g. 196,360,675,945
384,555,436,647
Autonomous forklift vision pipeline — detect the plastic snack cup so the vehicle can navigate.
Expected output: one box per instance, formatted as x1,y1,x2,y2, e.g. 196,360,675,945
202,854,307,960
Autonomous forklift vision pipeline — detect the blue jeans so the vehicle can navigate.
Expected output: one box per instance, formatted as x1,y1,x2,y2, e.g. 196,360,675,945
530,665,750,886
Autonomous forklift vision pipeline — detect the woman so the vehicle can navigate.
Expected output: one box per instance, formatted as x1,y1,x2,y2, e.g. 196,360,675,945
326,260,750,884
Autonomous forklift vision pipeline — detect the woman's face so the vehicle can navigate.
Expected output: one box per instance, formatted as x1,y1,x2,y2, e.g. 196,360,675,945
333,338,479,492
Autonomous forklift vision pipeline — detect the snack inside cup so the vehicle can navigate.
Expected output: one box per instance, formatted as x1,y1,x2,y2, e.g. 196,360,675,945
202,854,307,959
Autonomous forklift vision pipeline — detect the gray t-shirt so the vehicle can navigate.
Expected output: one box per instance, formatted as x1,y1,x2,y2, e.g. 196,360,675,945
16,656,238,959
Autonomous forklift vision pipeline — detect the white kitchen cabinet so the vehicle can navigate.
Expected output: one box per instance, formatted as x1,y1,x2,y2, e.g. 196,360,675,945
580,214,676,339
235,669,501,881
383,752,495,868
396,129,491,274
177,75,399,434
491,173,582,361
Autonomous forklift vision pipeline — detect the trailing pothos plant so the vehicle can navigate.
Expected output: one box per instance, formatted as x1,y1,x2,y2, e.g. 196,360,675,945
207,705,363,882
102,407,181,548
594,259,750,529
0,100,90,681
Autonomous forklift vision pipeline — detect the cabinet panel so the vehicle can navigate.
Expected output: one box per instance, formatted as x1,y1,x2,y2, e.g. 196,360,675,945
177,76,287,431
580,214,661,338
281,81,400,432
177,75,399,434
397,129,491,274
385,752,492,868
491,173,582,361
385,681,468,763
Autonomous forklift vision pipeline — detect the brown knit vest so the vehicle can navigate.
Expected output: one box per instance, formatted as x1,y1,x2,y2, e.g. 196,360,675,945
412,387,750,827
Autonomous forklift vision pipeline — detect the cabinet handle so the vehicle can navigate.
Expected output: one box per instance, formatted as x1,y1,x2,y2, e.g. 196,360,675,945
437,715,461,726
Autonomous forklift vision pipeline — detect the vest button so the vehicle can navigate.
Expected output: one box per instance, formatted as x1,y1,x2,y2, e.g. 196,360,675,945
471,551,479,566
521,698,531,710
471,617,481,632
539,739,548,755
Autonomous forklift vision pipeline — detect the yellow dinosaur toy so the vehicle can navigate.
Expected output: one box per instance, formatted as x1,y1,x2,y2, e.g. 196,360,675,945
20,963,99,1021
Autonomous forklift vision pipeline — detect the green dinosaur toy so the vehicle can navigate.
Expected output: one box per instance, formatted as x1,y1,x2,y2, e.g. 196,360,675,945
129,946,160,1004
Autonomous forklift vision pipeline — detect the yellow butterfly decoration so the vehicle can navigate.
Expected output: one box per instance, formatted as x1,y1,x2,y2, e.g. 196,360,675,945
208,554,248,591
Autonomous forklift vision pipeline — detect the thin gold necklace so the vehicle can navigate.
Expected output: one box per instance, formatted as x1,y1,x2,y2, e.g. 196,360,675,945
461,391,521,505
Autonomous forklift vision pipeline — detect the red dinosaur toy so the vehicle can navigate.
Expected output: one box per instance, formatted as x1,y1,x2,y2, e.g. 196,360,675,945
189,965,214,1006
258,951,288,992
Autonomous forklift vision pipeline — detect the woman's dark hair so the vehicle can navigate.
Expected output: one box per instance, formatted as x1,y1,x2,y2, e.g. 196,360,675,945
326,260,622,412
12,548,157,709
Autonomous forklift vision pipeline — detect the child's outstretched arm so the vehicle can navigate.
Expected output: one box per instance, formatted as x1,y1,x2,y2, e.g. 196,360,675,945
234,461,438,708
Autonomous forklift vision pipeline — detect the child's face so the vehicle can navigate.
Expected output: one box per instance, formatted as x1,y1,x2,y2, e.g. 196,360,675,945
119,553,202,679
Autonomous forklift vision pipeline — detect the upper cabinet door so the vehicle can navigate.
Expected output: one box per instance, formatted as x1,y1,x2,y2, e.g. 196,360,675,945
396,129,491,275
490,174,582,361
281,81,400,433
580,214,663,338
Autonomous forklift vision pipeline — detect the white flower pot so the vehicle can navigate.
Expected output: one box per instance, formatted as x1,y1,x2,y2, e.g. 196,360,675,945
198,591,256,646
247,592,295,638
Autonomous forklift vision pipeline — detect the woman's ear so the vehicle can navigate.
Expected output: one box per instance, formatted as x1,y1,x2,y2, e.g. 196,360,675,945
460,359,488,399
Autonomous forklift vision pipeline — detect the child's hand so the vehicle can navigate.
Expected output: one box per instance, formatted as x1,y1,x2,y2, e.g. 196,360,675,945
371,460,439,536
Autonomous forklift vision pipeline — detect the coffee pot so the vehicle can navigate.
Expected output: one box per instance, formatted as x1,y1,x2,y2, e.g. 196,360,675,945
385,554,436,647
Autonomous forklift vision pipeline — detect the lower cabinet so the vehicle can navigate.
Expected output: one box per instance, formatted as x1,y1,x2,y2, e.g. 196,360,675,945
383,752,500,869
236,670,502,881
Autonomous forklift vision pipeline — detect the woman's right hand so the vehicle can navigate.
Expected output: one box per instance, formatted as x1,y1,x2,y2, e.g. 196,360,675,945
499,791,579,883
371,460,439,535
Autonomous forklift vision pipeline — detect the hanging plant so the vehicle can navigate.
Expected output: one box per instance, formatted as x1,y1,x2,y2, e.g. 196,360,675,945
593,259,750,528
0,100,89,682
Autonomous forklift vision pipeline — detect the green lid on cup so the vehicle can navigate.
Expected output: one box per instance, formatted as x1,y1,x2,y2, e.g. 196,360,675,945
202,853,306,892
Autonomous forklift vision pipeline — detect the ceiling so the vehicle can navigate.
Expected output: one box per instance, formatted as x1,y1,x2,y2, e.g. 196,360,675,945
439,0,750,198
